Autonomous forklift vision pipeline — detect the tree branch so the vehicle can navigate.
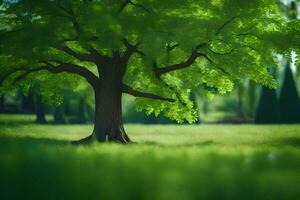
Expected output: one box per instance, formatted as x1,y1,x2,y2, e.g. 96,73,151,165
215,16,239,35
121,39,144,64
54,46,95,62
167,43,179,52
155,51,205,76
202,55,230,76
1,62,99,87
119,0,150,13
234,32,262,40
12,67,47,84
44,63,99,86
0,67,30,86
122,84,175,102
154,65,188,106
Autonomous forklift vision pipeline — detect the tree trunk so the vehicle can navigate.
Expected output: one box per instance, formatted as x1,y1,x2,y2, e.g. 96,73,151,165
0,95,4,113
21,89,35,113
75,56,131,144
54,105,67,124
35,94,46,124
247,80,256,117
237,83,244,118
77,97,88,124
93,88,130,143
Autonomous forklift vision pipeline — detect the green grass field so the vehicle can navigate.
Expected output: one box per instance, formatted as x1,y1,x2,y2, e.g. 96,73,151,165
0,115,300,200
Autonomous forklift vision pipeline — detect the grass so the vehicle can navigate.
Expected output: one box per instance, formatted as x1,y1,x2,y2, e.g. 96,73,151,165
0,114,300,200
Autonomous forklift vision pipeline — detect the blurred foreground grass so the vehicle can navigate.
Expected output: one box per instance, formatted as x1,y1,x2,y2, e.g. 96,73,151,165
0,114,300,200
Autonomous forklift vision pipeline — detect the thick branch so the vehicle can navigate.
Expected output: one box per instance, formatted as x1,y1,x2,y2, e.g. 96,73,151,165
154,41,208,76
155,51,204,76
122,84,175,102
0,67,30,86
45,63,99,86
1,63,98,87
12,67,47,84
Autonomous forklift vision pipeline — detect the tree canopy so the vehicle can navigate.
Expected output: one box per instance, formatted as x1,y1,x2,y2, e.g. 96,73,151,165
0,0,299,123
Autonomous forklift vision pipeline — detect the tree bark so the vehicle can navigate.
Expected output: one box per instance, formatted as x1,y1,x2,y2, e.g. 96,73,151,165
93,58,130,143
35,94,46,124
75,52,131,144
76,56,131,144
0,95,4,113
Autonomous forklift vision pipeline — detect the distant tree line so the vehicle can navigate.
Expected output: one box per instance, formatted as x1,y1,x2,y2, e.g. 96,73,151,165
0,86,94,124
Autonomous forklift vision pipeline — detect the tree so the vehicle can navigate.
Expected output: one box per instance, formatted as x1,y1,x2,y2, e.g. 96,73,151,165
35,93,47,124
277,0,300,123
0,0,299,143
53,104,67,124
255,86,280,124
0,94,4,113
21,89,35,113
23,83,47,124
75,84,94,124
236,82,245,118
279,63,300,123
247,80,257,118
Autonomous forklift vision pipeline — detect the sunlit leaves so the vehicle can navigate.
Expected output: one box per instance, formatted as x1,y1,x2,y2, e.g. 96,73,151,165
0,0,299,123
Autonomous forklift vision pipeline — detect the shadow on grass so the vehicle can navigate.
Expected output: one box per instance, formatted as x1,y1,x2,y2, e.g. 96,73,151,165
0,135,70,147
139,140,215,148
2,134,300,149
274,137,300,147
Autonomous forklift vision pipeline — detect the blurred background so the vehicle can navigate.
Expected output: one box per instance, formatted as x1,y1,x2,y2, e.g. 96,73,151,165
1,59,300,125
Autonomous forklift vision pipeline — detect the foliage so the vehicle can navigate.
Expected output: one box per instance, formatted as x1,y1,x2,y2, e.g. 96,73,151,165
0,0,299,123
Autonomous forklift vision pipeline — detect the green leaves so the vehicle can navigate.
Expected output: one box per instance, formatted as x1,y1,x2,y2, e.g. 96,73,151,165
0,0,299,123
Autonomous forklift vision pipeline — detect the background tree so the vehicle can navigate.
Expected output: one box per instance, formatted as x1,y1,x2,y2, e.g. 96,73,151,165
35,93,46,124
278,0,300,123
74,82,94,124
0,0,299,143
255,85,280,124
247,80,257,118
21,89,35,113
279,63,300,123
0,94,4,113
255,65,280,124
53,104,67,124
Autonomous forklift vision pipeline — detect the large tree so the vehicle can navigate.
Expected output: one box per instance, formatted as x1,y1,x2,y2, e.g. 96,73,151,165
0,0,299,143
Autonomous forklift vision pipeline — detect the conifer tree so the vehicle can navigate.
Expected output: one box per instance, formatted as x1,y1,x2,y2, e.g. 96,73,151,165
279,64,300,123
255,86,279,124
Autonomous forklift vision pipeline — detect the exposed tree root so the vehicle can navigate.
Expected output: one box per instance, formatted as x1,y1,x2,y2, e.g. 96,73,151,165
72,128,134,145
72,134,94,145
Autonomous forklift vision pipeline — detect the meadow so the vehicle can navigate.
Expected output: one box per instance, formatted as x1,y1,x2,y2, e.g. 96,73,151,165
0,115,300,200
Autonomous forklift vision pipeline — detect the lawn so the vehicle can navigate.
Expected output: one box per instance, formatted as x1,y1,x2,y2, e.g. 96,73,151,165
0,115,300,200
